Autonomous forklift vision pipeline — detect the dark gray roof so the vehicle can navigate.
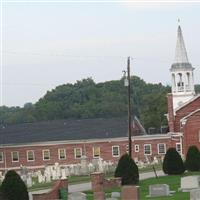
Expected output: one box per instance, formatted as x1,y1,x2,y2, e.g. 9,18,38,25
0,117,145,145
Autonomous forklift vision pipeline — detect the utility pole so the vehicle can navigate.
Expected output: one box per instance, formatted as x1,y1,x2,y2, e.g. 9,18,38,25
123,57,132,158
127,56,132,158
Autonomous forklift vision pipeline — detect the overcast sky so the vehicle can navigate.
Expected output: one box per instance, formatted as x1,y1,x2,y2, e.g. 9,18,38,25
1,1,200,107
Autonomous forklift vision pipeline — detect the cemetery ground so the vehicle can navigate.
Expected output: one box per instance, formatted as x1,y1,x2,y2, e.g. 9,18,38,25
83,172,200,200
28,163,162,192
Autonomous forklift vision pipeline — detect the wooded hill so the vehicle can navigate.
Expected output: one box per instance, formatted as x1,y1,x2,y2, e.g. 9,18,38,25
0,76,199,130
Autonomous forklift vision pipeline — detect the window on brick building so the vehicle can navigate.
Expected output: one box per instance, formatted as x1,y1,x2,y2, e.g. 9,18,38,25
11,151,19,162
176,143,182,154
43,149,50,160
135,145,139,152
74,148,82,159
27,150,35,161
112,146,120,157
157,143,166,154
93,146,100,158
58,148,66,160
0,152,3,162
144,144,152,155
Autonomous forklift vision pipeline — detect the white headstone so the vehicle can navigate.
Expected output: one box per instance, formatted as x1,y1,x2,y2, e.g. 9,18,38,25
149,184,170,197
61,168,67,180
68,192,86,200
190,189,200,200
26,173,32,188
181,176,200,192
52,169,57,180
111,192,120,198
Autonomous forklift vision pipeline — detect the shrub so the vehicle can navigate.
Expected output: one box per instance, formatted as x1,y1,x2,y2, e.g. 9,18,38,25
162,148,185,175
114,153,139,185
185,145,200,171
0,170,29,200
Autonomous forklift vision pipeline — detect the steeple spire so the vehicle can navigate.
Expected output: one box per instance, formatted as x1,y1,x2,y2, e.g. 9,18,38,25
170,23,195,110
174,24,189,63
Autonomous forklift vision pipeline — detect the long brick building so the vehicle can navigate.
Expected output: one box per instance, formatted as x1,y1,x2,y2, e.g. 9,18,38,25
0,24,199,171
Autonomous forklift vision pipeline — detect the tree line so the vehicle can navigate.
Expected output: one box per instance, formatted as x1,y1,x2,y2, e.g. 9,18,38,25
0,76,199,130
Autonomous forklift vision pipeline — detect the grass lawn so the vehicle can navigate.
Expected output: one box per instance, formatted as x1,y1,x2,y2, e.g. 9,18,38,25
83,172,200,200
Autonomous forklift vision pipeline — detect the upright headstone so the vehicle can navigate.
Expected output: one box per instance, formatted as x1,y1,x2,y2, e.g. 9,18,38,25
181,176,200,192
149,184,170,197
190,189,200,200
61,168,67,180
68,192,86,200
37,171,44,183
111,192,120,198
80,156,88,175
26,173,32,188
121,186,140,200
20,165,28,183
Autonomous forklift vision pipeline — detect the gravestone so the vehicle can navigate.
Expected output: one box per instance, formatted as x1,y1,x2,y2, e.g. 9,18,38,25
111,192,120,198
180,176,200,192
80,156,88,175
26,173,32,188
52,169,57,180
68,192,86,200
106,198,117,200
20,165,28,182
0,171,4,182
190,189,200,200
37,171,44,183
61,168,67,180
148,184,170,197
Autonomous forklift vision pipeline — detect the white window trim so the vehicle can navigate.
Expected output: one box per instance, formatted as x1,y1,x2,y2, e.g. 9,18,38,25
157,143,166,154
144,144,152,155
198,130,200,142
135,144,140,153
0,152,4,163
74,148,82,159
42,149,50,161
112,145,120,157
27,150,35,162
58,148,66,160
93,146,101,158
11,151,19,162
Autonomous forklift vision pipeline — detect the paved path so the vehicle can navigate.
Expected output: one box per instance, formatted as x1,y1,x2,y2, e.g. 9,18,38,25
29,170,165,199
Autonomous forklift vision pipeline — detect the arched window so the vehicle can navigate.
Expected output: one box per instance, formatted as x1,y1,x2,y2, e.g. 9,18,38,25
186,72,190,91
177,73,184,92
172,73,176,92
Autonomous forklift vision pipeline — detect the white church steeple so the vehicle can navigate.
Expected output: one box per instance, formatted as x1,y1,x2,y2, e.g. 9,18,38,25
170,23,195,110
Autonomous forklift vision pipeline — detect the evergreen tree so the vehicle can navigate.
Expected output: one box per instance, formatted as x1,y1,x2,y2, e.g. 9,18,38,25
163,148,185,175
0,170,29,200
185,145,200,171
115,153,139,185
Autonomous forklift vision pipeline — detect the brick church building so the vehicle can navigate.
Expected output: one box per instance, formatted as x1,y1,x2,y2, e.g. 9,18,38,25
0,24,199,171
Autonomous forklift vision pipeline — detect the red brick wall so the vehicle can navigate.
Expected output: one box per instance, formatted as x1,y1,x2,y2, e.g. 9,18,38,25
32,179,67,200
182,110,200,155
174,96,200,132
0,137,176,170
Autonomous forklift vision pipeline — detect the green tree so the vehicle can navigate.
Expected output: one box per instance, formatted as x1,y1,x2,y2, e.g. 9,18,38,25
163,148,185,175
0,170,29,200
115,153,139,185
185,145,200,171
0,76,173,130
